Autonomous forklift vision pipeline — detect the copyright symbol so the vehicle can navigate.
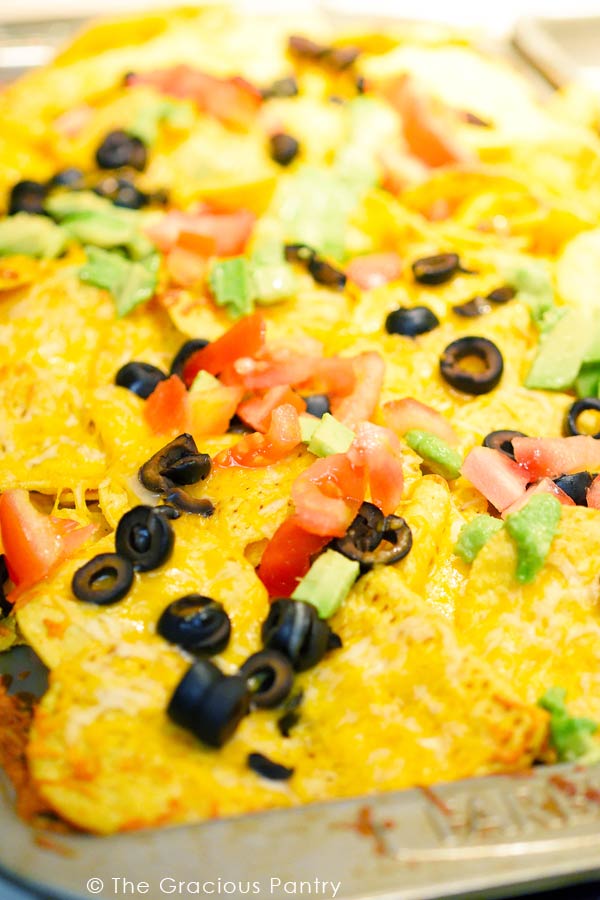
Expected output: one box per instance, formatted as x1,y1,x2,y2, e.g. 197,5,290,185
87,878,104,894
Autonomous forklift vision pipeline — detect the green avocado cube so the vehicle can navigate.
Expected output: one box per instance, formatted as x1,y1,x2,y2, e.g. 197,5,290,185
291,549,360,619
307,413,355,457
0,213,67,259
405,429,462,480
505,493,561,584
525,308,592,392
454,514,504,564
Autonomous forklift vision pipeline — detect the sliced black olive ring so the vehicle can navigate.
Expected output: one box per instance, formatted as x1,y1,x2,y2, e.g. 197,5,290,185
303,394,331,418
158,594,231,655
554,471,593,507
163,489,215,517
284,243,316,265
452,295,492,318
483,429,527,460
247,752,294,781
261,76,299,100
565,398,600,439
139,433,211,494
9,180,48,216
307,257,347,290
115,505,174,572
440,336,503,396
385,305,439,337
240,650,294,709
167,660,250,748
72,553,134,605
262,599,332,672
487,285,516,304
0,554,11,619
412,253,462,285
115,361,167,400
332,503,412,570
96,129,147,171
170,338,210,379
270,133,300,167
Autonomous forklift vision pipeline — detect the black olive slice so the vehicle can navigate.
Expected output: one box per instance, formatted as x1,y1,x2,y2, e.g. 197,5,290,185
170,339,210,379
261,76,299,99
284,243,316,265
385,306,439,337
240,650,294,709
440,336,503,395
47,167,84,188
452,295,492,318
139,434,208,493
303,394,331,418
247,752,294,781
554,472,593,507
307,257,347,290
115,361,167,399
163,489,215,517
412,253,461,285
227,414,254,435
565,398,600,439
288,35,327,60
482,430,527,460
325,46,360,71
270,133,300,166
96,130,147,171
9,180,48,216
277,691,303,737
487,285,516,304
461,111,491,127
262,599,331,672
0,555,11,619
158,594,231,655
72,553,134,605
167,660,250,748
155,505,181,520
332,508,412,570
112,181,148,210
115,506,174,572
161,455,210,486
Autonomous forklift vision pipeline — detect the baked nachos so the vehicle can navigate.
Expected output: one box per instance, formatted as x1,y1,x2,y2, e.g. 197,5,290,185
2,5,600,835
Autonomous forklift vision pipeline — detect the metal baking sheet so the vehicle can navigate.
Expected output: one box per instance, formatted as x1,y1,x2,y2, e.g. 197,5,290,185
514,16,600,92
1,10,599,900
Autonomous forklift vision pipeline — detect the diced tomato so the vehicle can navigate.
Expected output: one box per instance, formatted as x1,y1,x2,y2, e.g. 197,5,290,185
330,351,385,430
346,253,403,290
146,208,255,257
512,436,600,481
183,313,266,384
378,144,429,194
227,351,355,397
348,423,404,515
166,246,208,287
128,67,262,128
302,357,356,398
292,453,366,538
383,397,458,445
257,517,329,597
54,104,92,138
237,386,306,433
501,477,575,518
215,403,301,468
144,375,189,434
0,490,95,592
382,75,472,168
461,446,530,513
189,384,244,437
587,474,600,509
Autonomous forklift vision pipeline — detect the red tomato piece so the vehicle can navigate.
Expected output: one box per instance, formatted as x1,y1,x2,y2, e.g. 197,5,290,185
501,477,575,518
144,375,189,434
166,246,208,287
0,490,95,591
292,453,366,538
229,353,316,391
237,386,306,433
382,75,472,168
257,517,329,597
189,384,244,437
461,446,530,513
215,403,301,468
383,397,458,446
301,357,356,398
348,423,404,515
146,208,254,257
183,313,266,383
587,475,600,509
330,351,385,430
512,436,600,481
346,253,403,290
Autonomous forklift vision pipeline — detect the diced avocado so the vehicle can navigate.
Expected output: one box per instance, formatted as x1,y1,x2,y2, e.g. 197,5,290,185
62,211,136,249
299,415,319,443
583,311,600,364
45,190,110,219
405,429,462,480
538,687,600,763
79,246,159,317
291,549,360,618
575,363,600,399
128,99,194,146
307,413,355,457
190,370,221,393
454,515,504,564
0,213,67,259
503,258,556,331
252,263,297,305
504,493,561,584
525,308,592,391
209,257,255,319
